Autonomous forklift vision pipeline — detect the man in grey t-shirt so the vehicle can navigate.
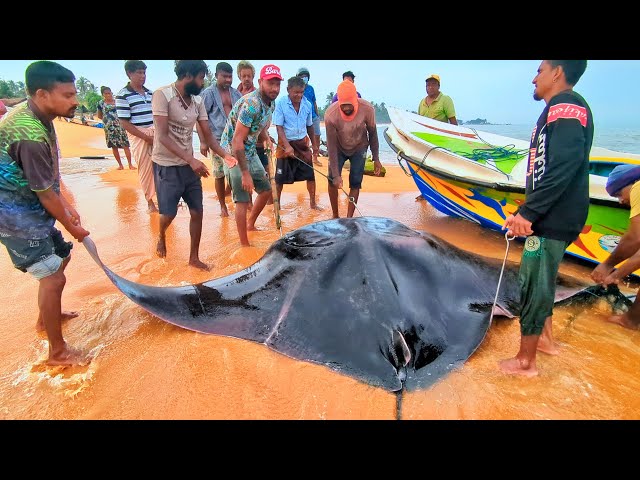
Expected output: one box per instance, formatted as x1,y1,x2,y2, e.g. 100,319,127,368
152,60,236,270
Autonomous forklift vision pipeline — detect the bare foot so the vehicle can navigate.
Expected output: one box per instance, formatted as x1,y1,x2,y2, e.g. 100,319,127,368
62,311,80,321
36,311,79,333
189,259,210,271
310,204,324,211
220,206,229,217
537,339,561,355
156,238,167,258
247,224,261,232
46,346,89,367
117,165,124,170
606,314,640,330
129,165,137,170
498,358,539,377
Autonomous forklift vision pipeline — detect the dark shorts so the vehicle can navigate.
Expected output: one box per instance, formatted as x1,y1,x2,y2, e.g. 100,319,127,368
327,149,367,189
153,163,203,217
518,236,570,336
0,227,72,278
256,146,269,169
275,157,315,184
312,116,321,136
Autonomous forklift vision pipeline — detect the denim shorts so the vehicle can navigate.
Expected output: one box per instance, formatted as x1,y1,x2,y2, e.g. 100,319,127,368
312,117,321,136
327,149,367,189
0,227,72,280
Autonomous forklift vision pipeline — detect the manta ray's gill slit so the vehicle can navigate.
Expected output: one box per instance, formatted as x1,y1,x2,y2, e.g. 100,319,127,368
401,325,446,371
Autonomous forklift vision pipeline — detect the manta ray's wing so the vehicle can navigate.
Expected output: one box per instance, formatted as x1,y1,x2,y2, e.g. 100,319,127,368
82,236,291,342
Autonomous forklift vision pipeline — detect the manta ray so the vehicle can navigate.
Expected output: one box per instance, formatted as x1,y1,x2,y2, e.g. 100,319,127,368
83,216,626,394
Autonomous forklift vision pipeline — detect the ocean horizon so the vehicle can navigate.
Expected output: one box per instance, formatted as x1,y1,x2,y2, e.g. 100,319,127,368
192,121,640,166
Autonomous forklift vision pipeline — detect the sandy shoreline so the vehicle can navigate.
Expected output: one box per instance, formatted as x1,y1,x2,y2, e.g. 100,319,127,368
0,118,638,420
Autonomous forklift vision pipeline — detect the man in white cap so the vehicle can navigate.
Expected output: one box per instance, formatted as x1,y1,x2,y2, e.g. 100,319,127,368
417,74,458,125
591,164,640,330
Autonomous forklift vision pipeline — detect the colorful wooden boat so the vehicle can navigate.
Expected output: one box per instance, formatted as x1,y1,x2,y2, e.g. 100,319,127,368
384,106,639,276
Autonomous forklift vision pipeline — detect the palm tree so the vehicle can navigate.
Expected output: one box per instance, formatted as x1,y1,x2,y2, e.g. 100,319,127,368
325,92,335,109
76,77,92,99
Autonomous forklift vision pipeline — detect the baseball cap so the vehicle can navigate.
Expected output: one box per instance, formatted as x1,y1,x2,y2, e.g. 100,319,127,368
606,164,640,196
260,64,284,81
425,74,441,83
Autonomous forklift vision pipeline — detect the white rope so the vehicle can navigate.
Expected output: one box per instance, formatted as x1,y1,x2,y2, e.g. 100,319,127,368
489,231,515,324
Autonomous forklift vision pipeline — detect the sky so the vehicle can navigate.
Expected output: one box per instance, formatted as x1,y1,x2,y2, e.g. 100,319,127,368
2,60,640,128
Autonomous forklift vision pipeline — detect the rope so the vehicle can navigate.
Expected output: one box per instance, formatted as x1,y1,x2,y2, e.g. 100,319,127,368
459,128,529,163
489,231,515,324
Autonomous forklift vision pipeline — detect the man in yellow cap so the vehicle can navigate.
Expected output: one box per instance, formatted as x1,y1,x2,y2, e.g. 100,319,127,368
418,74,458,125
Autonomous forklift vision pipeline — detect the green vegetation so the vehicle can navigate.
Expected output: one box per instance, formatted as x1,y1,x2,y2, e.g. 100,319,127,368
464,118,489,125
0,79,26,98
1,76,101,113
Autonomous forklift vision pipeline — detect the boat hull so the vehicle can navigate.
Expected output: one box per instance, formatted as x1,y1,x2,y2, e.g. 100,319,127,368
384,125,635,277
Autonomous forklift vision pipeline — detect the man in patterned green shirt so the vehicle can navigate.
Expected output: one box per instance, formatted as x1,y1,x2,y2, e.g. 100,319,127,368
0,61,90,367
220,64,283,246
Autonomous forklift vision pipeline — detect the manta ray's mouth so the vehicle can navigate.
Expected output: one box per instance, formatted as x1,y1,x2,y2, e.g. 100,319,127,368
386,327,446,374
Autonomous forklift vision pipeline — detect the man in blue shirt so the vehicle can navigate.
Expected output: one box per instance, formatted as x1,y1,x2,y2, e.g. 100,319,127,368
297,67,322,167
273,76,320,210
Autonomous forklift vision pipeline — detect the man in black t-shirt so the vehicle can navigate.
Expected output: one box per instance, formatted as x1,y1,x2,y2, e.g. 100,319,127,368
500,60,593,378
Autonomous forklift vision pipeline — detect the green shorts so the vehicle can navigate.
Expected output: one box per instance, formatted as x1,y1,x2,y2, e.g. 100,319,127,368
210,152,226,180
518,236,570,336
224,153,271,203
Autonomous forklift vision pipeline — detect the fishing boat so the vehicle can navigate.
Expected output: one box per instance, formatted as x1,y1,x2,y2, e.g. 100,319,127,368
384,106,640,276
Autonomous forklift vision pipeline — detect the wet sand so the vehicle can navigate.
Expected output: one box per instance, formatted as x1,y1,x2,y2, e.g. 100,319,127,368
1,118,639,420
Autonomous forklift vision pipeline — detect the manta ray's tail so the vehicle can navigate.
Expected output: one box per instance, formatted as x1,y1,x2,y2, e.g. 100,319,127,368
557,284,633,313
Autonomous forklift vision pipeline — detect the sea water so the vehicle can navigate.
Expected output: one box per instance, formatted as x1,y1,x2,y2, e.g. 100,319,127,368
192,124,640,165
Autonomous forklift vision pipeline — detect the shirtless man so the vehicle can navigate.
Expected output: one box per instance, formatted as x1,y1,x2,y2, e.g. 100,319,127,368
197,62,241,217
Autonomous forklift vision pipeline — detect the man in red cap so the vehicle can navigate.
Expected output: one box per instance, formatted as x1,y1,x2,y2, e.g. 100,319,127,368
324,80,381,219
220,64,283,246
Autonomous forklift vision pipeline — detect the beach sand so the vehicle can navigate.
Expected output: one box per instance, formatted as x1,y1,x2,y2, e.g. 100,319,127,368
0,118,639,420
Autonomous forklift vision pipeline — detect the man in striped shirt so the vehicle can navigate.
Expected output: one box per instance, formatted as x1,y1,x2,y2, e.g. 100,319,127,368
116,60,157,213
